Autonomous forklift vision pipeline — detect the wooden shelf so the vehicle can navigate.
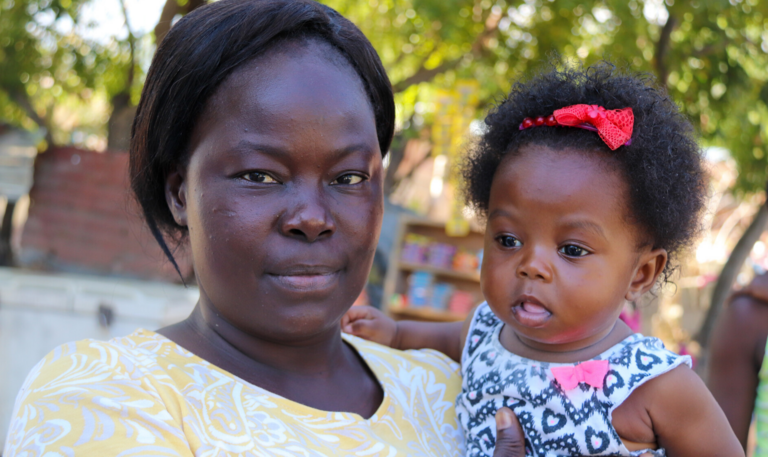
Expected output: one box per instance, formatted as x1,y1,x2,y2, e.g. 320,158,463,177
388,306,466,322
399,261,480,282
382,216,485,323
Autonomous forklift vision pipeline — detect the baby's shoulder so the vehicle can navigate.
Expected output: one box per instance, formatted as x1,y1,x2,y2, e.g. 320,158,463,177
605,334,690,372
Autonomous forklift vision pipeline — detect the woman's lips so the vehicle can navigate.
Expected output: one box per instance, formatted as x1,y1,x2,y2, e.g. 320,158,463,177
267,267,341,292
512,300,552,328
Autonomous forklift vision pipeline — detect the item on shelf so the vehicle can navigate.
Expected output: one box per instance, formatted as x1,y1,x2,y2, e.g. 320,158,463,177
407,271,433,307
448,290,475,315
430,282,455,310
401,234,430,264
389,293,406,310
452,248,480,273
426,242,456,269
477,249,483,273
352,289,369,307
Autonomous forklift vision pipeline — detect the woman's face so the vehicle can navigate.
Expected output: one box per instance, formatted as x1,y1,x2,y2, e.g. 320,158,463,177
168,41,383,343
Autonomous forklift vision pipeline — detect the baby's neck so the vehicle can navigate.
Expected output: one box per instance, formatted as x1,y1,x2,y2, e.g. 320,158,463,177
498,320,634,364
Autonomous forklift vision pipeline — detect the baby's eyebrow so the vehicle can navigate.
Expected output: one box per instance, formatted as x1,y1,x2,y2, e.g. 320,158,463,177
561,220,607,241
488,208,513,220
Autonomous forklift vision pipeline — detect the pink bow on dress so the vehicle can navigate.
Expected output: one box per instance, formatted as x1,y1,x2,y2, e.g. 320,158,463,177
551,360,610,390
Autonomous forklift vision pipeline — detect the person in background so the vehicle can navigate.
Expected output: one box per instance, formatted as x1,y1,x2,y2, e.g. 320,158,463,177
2,1,530,455
710,271,768,453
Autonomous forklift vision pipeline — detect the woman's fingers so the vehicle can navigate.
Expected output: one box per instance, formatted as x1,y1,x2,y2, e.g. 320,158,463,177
492,407,527,457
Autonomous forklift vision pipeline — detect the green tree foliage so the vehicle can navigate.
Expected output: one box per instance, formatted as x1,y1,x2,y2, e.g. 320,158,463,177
1,0,767,190
0,0,204,149
331,0,768,193
0,0,139,146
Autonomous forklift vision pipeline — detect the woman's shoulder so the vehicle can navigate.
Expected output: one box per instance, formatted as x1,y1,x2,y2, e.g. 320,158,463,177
4,330,192,455
344,332,460,377
343,333,462,403
18,329,191,399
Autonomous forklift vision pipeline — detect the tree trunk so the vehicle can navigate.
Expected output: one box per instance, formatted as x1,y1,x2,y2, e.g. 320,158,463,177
107,92,137,151
109,0,208,151
696,196,768,350
0,200,17,266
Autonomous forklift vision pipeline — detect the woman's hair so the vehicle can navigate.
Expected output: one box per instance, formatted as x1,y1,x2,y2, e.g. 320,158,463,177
129,0,395,276
463,61,707,281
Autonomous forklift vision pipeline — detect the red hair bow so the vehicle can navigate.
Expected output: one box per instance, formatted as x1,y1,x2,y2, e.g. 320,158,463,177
519,104,634,151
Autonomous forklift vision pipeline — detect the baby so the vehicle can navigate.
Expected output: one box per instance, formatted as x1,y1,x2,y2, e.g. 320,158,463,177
343,63,742,456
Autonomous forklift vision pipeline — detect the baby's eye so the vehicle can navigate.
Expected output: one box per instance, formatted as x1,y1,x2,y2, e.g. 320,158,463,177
332,174,365,185
497,235,522,248
560,245,589,257
242,172,278,184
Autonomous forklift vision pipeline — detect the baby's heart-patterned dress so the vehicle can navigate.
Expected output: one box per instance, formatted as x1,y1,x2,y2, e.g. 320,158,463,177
455,303,691,457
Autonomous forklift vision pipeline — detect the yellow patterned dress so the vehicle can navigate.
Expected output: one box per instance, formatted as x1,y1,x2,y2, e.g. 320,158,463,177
3,329,464,456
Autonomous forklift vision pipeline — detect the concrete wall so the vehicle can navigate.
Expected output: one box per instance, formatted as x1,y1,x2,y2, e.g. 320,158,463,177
0,268,198,449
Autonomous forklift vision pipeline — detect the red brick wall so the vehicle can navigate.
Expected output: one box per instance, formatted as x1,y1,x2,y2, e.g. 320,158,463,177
20,147,192,282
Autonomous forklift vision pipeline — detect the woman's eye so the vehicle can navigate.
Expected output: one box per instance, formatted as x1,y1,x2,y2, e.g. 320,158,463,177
560,245,589,257
332,174,365,185
242,172,278,184
497,236,522,248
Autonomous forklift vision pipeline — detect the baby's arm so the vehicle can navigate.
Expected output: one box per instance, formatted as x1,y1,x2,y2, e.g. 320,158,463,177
342,306,471,362
641,365,744,456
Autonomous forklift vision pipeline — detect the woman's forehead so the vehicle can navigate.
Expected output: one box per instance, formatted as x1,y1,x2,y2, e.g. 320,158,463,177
191,42,376,146
187,43,379,164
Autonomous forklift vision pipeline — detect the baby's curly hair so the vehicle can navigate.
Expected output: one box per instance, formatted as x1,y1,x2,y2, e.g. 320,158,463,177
463,61,708,281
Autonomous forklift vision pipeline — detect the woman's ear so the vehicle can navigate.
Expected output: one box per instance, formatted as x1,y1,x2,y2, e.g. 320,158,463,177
165,167,188,227
625,248,668,302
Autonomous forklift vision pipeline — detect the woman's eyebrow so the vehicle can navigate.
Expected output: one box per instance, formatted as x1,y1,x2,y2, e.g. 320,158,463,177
230,140,291,158
230,140,375,159
561,220,607,240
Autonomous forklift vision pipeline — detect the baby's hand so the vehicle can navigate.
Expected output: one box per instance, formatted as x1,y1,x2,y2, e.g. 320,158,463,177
342,306,398,347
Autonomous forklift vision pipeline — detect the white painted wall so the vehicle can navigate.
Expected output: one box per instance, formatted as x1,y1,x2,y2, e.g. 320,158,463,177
0,268,198,449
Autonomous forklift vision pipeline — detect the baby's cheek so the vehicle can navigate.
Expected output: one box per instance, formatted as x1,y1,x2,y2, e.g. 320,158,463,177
481,270,512,308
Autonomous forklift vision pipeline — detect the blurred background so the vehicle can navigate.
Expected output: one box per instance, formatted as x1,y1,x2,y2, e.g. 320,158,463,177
0,0,767,449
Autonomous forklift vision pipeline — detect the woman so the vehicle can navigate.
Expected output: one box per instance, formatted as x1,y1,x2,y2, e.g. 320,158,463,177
710,271,768,454
3,1,526,455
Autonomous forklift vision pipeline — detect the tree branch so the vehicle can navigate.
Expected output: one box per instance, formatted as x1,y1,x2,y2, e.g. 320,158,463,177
655,15,677,87
8,87,54,146
118,0,136,88
392,9,502,93
154,0,181,45
154,0,207,46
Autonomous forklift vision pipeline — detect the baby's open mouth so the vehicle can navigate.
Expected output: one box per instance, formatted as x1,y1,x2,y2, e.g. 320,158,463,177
512,299,552,328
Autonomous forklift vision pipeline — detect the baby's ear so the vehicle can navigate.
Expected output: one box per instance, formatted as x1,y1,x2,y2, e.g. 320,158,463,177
625,248,668,302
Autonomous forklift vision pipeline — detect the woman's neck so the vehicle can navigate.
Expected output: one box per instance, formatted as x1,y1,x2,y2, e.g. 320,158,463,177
168,303,349,379
158,302,384,418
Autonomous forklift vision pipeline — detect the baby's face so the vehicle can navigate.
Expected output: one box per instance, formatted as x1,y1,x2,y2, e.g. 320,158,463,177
481,145,646,351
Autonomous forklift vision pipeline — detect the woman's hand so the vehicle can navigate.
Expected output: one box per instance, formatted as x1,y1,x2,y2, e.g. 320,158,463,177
493,407,527,457
342,306,399,347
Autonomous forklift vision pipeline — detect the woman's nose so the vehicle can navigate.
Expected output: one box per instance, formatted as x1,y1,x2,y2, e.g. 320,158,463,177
515,247,553,282
279,189,336,242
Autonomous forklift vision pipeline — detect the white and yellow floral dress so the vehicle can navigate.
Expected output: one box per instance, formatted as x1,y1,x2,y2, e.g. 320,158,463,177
3,329,464,456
